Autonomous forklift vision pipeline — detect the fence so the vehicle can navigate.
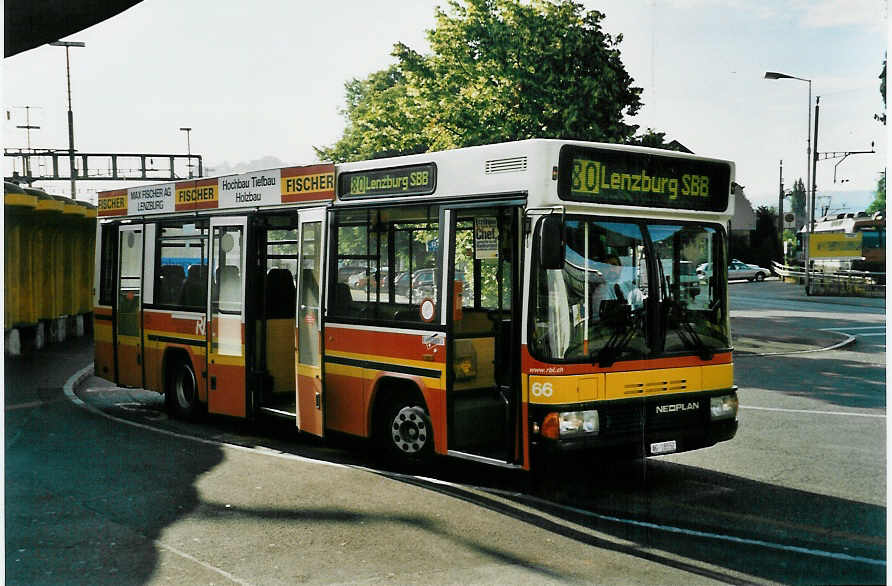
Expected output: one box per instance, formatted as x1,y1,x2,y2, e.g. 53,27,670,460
771,261,885,297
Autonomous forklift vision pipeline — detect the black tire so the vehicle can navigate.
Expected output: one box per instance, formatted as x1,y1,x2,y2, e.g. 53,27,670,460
166,358,201,420
754,272,765,282
377,396,433,467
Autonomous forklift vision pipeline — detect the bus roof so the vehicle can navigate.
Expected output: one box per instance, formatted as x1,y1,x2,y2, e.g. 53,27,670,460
98,139,735,221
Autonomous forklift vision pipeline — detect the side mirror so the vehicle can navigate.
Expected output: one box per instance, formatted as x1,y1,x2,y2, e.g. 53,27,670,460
539,215,564,270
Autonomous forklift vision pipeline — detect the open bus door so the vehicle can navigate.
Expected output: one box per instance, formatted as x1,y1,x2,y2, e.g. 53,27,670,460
295,207,326,436
115,224,144,388
207,217,248,417
444,205,523,466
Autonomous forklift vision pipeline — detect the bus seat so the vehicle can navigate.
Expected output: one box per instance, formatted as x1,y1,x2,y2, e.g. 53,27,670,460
265,268,296,394
265,268,296,318
179,265,208,308
335,282,353,310
158,265,186,305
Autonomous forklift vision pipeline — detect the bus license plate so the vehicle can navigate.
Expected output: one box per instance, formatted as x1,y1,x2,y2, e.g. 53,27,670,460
650,440,677,455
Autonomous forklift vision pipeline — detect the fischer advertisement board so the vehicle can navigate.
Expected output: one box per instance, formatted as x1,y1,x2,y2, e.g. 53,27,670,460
98,164,335,218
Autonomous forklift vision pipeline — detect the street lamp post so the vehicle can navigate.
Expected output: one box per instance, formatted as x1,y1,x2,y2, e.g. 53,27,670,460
49,40,86,200
764,71,813,291
179,127,193,178
777,159,785,261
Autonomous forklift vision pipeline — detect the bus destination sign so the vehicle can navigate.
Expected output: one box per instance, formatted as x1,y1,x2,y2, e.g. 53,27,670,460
558,146,731,212
339,163,437,199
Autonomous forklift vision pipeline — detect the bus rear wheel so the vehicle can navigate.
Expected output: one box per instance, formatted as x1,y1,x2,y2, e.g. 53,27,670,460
378,398,432,466
166,358,201,420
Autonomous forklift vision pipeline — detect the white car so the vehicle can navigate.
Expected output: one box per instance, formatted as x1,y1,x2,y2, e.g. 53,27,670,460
697,260,770,282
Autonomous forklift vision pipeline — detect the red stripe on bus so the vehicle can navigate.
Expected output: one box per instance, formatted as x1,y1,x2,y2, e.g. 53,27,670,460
325,326,446,363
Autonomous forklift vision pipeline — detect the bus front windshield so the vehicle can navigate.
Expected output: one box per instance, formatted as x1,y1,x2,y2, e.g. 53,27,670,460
531,217,729,364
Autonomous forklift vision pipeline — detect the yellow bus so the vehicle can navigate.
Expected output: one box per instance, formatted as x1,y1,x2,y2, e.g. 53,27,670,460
94,139,738,469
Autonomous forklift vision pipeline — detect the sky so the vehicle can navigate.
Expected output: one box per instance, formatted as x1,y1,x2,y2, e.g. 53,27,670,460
2,0,888,212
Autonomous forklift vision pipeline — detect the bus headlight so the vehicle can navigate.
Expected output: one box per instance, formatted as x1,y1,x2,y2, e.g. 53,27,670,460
541,410,599,439
710,394,738,421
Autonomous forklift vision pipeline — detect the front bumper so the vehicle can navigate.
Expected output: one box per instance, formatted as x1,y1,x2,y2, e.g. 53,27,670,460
530,388,738,458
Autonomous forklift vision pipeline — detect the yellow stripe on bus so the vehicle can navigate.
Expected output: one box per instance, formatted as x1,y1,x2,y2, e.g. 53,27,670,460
528,374,604,404
527,365,734,406
605,366,702,399
701,363,734,390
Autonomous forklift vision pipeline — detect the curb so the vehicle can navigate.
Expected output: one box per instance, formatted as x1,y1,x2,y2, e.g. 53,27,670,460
62,363,95,407
735,332,857,357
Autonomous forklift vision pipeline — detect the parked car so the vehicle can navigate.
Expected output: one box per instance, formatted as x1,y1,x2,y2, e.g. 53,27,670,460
412,268,471,300
337,263,367,284
698,260,770,282
348,268,390,290
392,271,412,296
347,268,371,289
409,268,435,299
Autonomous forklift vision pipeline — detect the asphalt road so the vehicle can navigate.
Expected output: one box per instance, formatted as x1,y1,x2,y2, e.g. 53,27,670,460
5,280,886,584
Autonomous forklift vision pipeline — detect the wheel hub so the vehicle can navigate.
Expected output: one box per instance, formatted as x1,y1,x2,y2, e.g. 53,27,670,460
176,368,196,409
391,406,428,454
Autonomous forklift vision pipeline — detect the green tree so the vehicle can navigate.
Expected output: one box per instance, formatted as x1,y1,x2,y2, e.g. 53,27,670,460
317,66,428,163
627,128,691,151
317,0,643,162
866,172,885,214
753,205,781,267
790,177,806,227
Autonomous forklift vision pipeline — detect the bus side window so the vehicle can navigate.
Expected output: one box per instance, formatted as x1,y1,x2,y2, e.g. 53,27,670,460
157,221,209,309
330,206,440,324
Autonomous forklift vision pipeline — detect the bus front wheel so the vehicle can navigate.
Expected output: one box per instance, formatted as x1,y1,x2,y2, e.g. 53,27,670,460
166,358,201,420
378,397,432,466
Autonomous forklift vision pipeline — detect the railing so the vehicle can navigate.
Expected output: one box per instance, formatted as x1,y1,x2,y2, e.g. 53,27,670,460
772,261,885,296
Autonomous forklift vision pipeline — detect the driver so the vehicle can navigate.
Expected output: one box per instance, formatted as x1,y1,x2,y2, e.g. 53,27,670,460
593,255,644,310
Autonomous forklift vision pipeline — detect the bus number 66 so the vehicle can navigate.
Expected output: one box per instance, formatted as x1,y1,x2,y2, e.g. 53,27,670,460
531,382,553,398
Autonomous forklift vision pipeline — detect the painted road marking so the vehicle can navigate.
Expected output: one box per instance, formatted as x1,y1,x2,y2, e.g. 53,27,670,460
497,490,885,568
6,400,45,411
742,405,885,419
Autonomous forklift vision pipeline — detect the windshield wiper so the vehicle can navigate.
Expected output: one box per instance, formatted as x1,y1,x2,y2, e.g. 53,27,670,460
593,299,642,367
671,301,714,361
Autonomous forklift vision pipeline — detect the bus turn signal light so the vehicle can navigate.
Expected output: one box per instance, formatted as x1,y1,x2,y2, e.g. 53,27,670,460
541,412,560,439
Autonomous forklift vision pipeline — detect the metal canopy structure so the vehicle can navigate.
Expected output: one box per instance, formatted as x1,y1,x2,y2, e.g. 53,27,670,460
4,149,203,184
5,0,143,57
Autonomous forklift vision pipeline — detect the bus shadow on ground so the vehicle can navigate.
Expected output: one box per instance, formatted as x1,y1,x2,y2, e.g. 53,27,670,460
76,379,885,584
416,455,886,585
172,406,886,585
